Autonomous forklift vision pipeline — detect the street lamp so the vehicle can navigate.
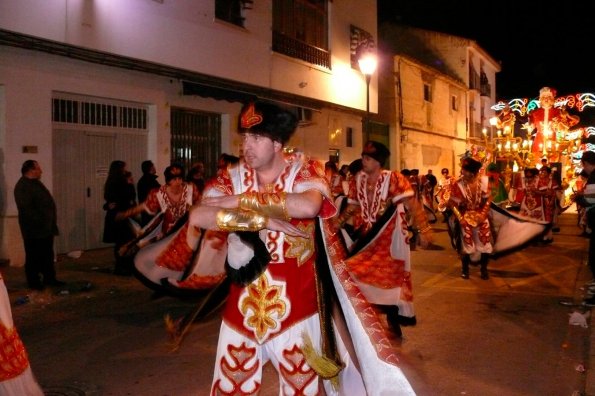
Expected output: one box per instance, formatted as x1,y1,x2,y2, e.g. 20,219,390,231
358,48,377,142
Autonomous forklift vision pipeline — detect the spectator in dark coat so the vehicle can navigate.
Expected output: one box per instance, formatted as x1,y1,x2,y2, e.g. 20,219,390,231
137,160,160,226
14,160,63,290
137,160,160,203
103,160,136,275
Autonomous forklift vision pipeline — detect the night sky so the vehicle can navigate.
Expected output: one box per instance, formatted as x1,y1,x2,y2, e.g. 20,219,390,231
377,0,593,102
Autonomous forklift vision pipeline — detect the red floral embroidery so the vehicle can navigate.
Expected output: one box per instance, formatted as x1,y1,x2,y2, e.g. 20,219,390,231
0,323,29,381
279,345,317,395
212,343,261,396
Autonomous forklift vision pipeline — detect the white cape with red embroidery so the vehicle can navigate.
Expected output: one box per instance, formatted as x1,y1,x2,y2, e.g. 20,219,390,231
319,217,416,395
0,277,44,395
489,204,548,253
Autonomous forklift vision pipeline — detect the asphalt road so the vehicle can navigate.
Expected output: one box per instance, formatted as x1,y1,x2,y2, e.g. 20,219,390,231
4,208,592,395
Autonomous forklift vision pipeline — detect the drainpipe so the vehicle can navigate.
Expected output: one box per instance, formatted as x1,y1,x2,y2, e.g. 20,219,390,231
395,57,403,170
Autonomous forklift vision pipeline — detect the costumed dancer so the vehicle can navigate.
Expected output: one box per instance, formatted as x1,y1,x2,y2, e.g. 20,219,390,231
0,273,44,395
116,164,226,293
486,163,508,206
188,102,415,395
332,141,433,337
438,156,492,280
509,167,557,244
421,170,438,223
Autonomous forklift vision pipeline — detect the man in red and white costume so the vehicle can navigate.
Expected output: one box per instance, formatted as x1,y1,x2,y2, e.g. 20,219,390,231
332,141,432,338
437,157,493,279
189,103,416,395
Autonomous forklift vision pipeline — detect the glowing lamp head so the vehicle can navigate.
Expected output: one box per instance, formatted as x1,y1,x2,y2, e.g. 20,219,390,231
358,52,377,76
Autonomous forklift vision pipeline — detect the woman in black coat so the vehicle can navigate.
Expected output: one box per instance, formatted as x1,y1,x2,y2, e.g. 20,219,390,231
103,160,137,275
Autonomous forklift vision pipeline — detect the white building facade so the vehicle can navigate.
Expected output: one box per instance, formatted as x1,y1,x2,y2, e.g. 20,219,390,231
0,0,377,264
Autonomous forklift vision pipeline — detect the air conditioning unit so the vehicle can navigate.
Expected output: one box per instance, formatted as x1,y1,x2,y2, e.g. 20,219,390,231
297,107,313,124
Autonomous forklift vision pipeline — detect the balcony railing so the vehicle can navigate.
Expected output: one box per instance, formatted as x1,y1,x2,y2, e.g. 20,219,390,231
273,31,330,69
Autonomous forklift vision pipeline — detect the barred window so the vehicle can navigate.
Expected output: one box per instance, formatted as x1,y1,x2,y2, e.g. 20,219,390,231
52,97,147,130
171,108,222,179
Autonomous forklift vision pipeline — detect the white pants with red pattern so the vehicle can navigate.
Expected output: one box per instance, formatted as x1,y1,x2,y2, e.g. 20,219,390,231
210,314,365,396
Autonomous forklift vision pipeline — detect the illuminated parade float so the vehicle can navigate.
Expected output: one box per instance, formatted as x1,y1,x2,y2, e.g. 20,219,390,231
468,87,595,206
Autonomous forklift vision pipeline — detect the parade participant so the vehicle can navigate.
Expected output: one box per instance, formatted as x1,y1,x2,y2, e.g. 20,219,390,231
437,168,452,190
408,168,421,201
486,163,508,206
421,169,438,223
436,167,453,222
538,166,559,242
438,156,492,280
188,101,380,395
332,140,433,337
0,273,44,395
325,160,345,199
115,163,225,293
510,166,557,244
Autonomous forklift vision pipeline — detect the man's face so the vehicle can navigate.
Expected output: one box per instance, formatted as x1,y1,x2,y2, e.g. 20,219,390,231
361,155,381,174
29,162,42,179
242,133,277,170
461,168,475,181
167,167,183,186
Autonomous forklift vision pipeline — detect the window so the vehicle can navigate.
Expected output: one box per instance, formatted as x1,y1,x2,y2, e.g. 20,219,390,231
346,127,353,147
171,108,222,179
423,84,432,103
329,149,340,164
52,97,147,130
272,0,330,68
215,0,253,28
451,95,458,111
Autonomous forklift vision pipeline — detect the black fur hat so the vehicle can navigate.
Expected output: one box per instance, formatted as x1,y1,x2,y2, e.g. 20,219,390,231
461,157,482,174
362,140,390,166
239,101,298,145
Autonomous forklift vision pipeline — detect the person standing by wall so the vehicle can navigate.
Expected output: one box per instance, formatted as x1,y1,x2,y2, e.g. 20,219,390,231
103,160,136,275
137,160,160,226
137,160,160,204
14,160,63,290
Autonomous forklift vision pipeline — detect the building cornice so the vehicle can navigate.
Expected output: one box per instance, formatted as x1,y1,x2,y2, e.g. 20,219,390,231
0,29,362,115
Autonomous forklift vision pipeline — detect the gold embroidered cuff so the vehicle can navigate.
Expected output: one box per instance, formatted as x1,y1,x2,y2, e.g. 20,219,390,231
451,206,463,222
216,209,268,232
238,191,289,220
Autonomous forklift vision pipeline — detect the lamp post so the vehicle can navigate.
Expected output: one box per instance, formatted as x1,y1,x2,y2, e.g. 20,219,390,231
358,49,377,143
